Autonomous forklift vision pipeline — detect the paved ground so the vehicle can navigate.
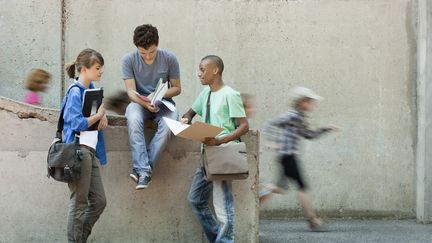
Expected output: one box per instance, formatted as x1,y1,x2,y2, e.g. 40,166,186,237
260,219,432,243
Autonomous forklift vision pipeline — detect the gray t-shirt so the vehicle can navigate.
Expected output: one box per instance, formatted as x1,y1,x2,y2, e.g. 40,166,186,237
121,49,180,98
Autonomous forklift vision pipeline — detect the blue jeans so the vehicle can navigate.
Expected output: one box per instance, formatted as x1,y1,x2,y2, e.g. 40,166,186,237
188,166,235,243
125,102,178,177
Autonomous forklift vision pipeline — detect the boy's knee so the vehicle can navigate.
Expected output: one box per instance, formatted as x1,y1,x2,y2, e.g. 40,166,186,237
125,103,141,118
127,116,143,128
126,110,141,122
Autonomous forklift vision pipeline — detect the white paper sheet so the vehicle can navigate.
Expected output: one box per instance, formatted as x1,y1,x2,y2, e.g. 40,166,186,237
162,117,190,135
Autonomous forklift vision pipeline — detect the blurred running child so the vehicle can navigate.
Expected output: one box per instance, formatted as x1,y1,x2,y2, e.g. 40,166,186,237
24,68,51,105
261,86,338,231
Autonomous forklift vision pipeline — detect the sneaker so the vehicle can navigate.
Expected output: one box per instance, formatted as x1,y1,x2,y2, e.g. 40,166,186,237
129,170,139,183
136,176,151,190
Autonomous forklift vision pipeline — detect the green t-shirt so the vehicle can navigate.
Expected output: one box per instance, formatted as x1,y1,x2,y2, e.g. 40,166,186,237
192,86,246,139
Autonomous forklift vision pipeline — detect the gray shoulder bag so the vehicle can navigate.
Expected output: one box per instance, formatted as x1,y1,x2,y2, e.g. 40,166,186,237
202,90,249,181
47,85,84,183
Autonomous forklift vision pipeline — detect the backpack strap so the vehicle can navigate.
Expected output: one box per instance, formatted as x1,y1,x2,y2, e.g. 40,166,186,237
56,84,81,142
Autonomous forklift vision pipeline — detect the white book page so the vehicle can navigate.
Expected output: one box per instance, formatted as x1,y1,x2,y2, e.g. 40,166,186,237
80,131,98,149
151,81,168,105
163,117,189,135
161,99,176,111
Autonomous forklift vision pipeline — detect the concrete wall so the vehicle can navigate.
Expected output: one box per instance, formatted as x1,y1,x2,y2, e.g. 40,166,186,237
63,0,417,218
0,0,63,108
0,0,419,218
416,0,432,223
0,97,259,242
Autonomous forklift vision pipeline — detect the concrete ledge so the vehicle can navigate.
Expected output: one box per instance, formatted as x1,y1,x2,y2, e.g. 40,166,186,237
261,209,415,221
0,96,259,242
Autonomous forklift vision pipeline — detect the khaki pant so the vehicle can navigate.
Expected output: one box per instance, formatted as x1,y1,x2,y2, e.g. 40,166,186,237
67,147,106,243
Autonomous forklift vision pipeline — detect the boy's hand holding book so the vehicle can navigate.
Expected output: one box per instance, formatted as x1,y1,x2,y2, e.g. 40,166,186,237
134,90,150,103
144,102,159,113
134,90,159,113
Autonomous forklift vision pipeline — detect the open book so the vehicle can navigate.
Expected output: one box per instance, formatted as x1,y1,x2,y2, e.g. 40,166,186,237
148,78,167,105
135,78,175,111
163,117,224,141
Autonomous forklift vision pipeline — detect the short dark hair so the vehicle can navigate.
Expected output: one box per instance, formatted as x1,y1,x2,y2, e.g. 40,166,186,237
133,24,159,49
201,55,224,75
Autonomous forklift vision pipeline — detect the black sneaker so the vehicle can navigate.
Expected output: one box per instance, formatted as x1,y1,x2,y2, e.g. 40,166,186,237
136,176,151,190
129,170,139,183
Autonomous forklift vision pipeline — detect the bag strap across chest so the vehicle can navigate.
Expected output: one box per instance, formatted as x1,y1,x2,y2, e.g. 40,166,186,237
57,84,81,143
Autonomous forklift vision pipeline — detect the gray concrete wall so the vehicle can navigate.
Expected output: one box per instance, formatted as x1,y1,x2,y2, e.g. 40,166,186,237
0,0,418,218
0,97,259,242
416,0,432,223
64,0,417,218
0,0,63,108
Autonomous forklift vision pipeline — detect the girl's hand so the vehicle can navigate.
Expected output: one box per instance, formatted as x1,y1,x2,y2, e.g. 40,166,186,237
97,103,106,118
98,115,108,130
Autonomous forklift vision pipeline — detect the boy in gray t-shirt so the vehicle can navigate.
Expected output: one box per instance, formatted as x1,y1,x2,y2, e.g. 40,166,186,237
122,24,181,190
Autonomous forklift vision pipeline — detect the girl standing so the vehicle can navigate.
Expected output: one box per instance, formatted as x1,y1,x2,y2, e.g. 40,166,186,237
62,48,108,242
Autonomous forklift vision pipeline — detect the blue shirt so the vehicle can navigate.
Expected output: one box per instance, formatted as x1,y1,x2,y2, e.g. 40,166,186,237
61,80,107,165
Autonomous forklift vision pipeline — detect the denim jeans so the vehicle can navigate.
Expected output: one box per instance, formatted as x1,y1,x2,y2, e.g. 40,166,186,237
125,102,178,177
67,147,106,243
188,166,235,243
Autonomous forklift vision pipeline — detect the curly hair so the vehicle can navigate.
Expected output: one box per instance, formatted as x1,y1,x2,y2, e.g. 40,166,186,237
133,24,159,49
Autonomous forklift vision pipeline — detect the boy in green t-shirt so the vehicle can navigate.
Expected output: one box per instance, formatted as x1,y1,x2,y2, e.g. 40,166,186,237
182,55,249,243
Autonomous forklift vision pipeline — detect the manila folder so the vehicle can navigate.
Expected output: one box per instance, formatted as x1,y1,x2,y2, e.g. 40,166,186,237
163,117,223,141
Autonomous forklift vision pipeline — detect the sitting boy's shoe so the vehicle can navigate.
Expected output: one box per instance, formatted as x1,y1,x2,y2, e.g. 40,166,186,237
129,170,139,183
136,176,152,190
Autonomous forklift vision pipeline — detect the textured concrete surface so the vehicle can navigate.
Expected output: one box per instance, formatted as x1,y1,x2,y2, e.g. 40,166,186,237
259,219,432,243
63,0,418,219
0,0,420,218
416,0,432,223
0,97,259,243
0,0,63,108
